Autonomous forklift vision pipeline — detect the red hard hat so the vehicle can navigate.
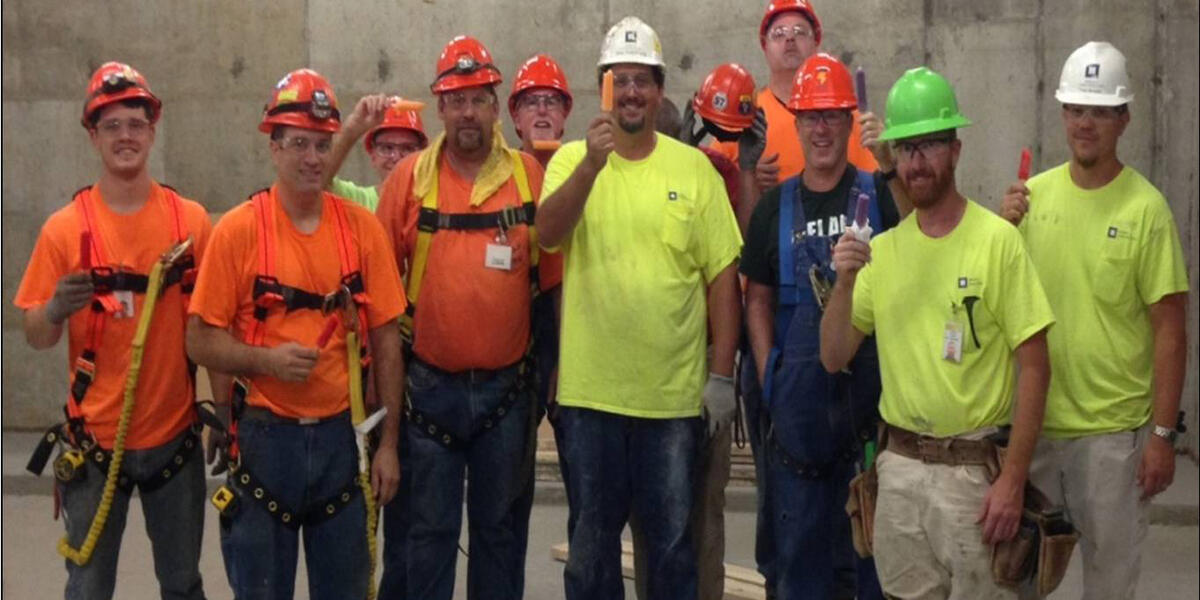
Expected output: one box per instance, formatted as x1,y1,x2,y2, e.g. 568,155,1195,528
432,36,503,94
693,63,758,132
365,98,428,152
81,62,162,129
760,0,823,47
787,53,856,111
259,69,341,134
508,54,573,116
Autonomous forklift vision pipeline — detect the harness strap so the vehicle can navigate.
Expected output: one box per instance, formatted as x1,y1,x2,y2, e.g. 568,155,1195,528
226,462,361,530
404,358,531,451
86,427,201,494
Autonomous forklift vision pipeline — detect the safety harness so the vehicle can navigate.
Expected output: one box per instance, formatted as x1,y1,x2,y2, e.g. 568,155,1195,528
26,185,200,488
400,150,539,450
763,170,882,480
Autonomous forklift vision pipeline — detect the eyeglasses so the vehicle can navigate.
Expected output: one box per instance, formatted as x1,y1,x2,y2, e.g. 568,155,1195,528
612,74,656,92
96,118,151,137
767,25,814,42
1062,105,1126,122
276,136,332,155
443,92,496,112
797,110,850,129
893,136,955,160
373,142,421,157
516,93,565,111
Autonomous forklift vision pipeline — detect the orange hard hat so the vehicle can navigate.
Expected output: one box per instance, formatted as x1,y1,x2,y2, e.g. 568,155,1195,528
431,36,503,94
81,62,161,128
259,69,341,134
508,54,573,116
693,63,758,132
760,0,823,46
365,98,428,152
788,53,856,111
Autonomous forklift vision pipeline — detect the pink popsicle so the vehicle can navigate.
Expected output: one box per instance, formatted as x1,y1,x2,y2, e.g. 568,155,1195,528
1018,147,1032,180
316,315,339,348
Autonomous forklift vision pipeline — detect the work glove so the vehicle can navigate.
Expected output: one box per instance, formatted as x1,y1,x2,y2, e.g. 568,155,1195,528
737,108,768,174
702,373,737,438
197,401,232,476
678,101,704,147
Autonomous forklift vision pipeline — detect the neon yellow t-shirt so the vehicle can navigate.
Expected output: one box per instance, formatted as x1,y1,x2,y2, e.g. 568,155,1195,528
852,200,1055,437
542,134,742,418
330,177,379,213
1022,164,1189,438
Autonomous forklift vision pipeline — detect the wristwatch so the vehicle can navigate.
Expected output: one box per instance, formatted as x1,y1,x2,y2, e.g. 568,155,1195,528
1151,424,1177,444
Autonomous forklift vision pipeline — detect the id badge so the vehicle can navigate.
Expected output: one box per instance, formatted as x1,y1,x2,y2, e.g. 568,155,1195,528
943,319,964,363
485,243,513,271
113,290,135,319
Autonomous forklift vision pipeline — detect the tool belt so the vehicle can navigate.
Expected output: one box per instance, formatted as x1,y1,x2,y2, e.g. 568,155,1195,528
404,358,531,452
41,424,201,495
879,423,1003,478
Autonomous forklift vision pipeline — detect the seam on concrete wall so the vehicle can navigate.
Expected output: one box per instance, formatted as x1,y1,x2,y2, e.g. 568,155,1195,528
922,0,933,65
1152,0,1164,184
1034,0,1045,168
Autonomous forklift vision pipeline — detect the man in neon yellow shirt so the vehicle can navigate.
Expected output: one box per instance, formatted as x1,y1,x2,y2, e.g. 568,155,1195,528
536,16,741,600
323,94,428,212
1000,42,1189,599
821,67,1054,599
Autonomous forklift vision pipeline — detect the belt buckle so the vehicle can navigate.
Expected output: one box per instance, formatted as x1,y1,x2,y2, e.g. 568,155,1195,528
297,417,319,425
915,435,939,463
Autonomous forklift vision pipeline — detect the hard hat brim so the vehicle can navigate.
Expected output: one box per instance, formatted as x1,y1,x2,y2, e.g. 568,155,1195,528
1054,89,1133,107
878,115,972,142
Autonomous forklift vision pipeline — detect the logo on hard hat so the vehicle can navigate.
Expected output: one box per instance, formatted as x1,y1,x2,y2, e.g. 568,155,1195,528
738,95,754,115
625,31,637,43
712,92,728,111
815,66,830,86
456,56,478,72
276,88,299,104
311,90,333,119
1085,64,1100,78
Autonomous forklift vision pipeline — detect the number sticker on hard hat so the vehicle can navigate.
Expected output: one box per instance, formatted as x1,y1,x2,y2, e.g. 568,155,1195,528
712,92,728,111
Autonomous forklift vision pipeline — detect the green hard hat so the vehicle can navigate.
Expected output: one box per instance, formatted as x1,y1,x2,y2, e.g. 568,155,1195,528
879,67,972,141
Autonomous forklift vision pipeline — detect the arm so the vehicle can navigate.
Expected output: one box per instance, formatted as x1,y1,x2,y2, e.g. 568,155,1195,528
1138,292,1188,498
860,111,911,218
979,329,1049,544
736,170,761,236
820,234,870,372
536,114,614,248
322,94,388,190
185,315,317,381
369,319,404,504
744,280,775,385
706,263,741,377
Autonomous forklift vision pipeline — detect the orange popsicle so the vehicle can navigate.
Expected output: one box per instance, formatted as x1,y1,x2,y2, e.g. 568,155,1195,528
390,98,426,113
532,139,562,151
601,71,614,112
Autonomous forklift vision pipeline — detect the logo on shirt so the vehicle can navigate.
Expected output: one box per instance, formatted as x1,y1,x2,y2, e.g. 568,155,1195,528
958,277,968,288
1107,226,1118,238
668,191,678,201
1085,64,1100,79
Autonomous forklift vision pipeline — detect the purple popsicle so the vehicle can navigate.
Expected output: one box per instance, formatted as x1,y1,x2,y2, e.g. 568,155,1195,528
855,67,868,113
854,193,870,228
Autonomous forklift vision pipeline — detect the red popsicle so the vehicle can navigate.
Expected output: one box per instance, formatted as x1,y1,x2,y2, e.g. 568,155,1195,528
80,231,92,269
1018,147,1032,181
316,315,339,348
855,67,868,113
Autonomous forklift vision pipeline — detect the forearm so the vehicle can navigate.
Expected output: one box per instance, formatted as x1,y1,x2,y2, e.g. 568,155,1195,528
735,170,761,236
1150,294,1187,430
1003,331,1050,482
706,264,741,377
819,279,862,372
369,320,404,449
888,178,912,219
206,370,235,406
535,161,601,248
323,126,369,190
23,305,65,349
744,282,775,383
185,316,270,377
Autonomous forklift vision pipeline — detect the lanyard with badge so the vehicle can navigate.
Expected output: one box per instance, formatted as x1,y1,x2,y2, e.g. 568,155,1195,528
485,216,514,271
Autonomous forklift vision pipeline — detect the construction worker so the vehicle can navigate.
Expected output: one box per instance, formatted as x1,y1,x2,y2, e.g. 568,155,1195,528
820,66,1054,599
15,61,210,600
323,94,429,212
506,52,572,597
1000,42,1189,599
741,53,907,600
712,0,878,196
185,68,407,599
374,35,561,600
537,17,742,600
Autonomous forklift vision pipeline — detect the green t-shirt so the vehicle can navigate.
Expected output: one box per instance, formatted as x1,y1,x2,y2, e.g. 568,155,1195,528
852,200,1055,437
330,177,380,213
542,135,743,418
1022,164,1189,438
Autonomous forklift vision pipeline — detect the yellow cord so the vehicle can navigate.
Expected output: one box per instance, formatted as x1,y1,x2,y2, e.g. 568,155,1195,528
58,257,167,566
347,330,378,600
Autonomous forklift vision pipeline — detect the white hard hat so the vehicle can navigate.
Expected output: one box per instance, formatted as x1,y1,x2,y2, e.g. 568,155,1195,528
1055,41,1134,106
598,16,664,68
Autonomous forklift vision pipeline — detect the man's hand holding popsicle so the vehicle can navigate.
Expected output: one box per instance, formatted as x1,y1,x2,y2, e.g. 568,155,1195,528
583,70,616,172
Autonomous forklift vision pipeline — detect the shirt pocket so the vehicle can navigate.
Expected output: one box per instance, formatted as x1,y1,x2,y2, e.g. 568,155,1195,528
661,200,695,253
1094,233,1137,306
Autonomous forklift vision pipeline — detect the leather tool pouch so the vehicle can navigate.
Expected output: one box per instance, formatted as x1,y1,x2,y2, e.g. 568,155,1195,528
845,463,878,558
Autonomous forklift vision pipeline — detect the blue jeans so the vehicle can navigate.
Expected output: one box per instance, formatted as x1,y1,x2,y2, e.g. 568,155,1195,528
558,406,702,600
739,355,777,596
59,427,206,600
377,436,412,600
405,360,530,600
219,412,368,600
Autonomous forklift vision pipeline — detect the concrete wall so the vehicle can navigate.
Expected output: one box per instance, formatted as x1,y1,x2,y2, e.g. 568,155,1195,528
3,0,1198,452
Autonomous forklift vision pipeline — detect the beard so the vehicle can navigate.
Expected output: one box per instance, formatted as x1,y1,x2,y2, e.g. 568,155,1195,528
619,117,645,134
454,126,485,151
906,166,955,209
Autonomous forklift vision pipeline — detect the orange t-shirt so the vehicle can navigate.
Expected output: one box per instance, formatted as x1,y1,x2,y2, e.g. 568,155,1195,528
711,87,879,182
13,184,212,450
188,187,406,419
376,150,563,372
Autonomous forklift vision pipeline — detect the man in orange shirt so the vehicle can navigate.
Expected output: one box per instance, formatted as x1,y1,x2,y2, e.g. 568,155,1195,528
375,36,561,600
15,62,210,600
185,68,406,599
